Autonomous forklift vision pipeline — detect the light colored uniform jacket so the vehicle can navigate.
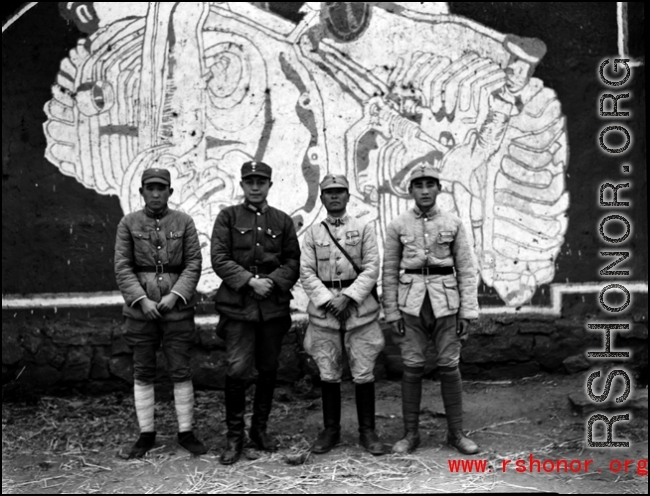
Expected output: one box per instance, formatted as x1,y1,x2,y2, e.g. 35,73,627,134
301,214,380,330
382,206,479,322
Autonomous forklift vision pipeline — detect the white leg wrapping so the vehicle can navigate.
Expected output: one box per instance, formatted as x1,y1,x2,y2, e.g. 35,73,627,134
174,381,195,433
134,383,155,433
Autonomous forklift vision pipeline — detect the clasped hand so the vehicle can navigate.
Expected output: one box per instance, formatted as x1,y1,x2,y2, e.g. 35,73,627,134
248,277,275,300
326,294,352,321
139,293,179,321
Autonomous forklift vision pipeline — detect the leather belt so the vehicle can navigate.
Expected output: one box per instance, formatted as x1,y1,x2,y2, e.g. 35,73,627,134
404,266,454,276
321,278,356,289
134,264,184,275
249,265,278,278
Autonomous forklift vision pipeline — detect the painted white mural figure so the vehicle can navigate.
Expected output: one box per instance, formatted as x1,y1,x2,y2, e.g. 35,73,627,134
46,2,327,297
44,2,569,307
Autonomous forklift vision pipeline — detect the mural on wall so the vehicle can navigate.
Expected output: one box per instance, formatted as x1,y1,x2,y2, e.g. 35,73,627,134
44,2,569,307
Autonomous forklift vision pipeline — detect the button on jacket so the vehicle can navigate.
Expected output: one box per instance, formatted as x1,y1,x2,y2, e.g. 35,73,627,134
115,207,202,321
211,203,301,321
301,214,380,330
382,206,479,322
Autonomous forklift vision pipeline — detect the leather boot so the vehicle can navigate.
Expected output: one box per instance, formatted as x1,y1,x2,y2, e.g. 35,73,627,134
311,382,341,454
128,432,156,459
219,376,246,465
447,429,480,455
355,382,384,456
249,372,279,452
392,367,423,454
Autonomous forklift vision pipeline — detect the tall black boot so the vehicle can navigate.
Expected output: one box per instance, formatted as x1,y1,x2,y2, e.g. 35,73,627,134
249,371,279,452
392,366,424,454
440,366,479,455
219,375,246,465
355,382,384,456
311,382,341,454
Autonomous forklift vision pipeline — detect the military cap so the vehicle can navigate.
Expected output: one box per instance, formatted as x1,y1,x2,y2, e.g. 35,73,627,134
141,168,171,186
320,174,350,191
408,163,440,184
504,34,547,65
241,161,272,179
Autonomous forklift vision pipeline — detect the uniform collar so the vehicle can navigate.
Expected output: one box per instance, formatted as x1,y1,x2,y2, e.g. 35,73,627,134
326,213,349,227
145,206,170,219
413,205,439,219
244,201,269,214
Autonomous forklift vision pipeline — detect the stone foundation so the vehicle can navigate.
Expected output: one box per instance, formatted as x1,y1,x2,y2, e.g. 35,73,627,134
2,314,647,393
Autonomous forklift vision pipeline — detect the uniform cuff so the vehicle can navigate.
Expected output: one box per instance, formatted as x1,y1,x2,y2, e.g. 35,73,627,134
235,272,255,291
131,295,147,308
312,290,334,308
342,288,364,305
171,291,187,305
458,310,479,320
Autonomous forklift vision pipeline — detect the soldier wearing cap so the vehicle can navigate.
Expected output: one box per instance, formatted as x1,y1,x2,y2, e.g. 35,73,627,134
114,167,207,459
382,163,480,455
300,174,385,456
503,34,547,95
210,161,301,465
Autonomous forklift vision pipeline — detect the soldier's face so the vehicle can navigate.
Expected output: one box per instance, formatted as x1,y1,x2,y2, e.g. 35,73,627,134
140,183,173,213
409,178,440,211
240,176,272,206
321,187,350,216
505,58,532,93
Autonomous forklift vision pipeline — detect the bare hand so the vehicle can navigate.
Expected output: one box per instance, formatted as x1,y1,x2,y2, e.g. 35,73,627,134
391,319,406,336
248,277,274,299
457,318,471,342
157,293,179,314
326,294,352,319
140,298,163,321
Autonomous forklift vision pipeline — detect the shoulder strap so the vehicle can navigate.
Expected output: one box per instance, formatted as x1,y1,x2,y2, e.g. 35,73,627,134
321,221,362,275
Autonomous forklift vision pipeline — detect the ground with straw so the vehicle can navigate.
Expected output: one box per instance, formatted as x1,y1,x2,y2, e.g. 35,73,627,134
2,373,647,494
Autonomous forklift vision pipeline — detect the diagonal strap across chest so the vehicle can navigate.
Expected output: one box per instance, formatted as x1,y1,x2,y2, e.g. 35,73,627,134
321,221,363,275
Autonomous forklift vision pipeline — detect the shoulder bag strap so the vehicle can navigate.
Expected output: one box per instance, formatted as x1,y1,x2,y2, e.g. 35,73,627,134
320,221,362,275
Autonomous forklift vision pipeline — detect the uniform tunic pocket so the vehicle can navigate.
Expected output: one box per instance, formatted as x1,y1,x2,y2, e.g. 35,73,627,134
344,230,361,247
132,231,152,262
315,241,332,277
166,230,185,264
344,232,362,262
264,228,283,253
398,274,414,308
400,235,417,258
354,293,380,318
443,278,460,310
232,226,253,250
434,231,455,259
315,242,331,261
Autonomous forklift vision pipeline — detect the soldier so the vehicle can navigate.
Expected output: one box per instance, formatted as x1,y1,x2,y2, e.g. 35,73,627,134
382,163,480,455
300,174,385,456
211,161,301,465
114,168,207,459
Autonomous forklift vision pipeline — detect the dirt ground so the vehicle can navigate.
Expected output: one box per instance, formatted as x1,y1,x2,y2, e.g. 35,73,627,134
2,373,648,494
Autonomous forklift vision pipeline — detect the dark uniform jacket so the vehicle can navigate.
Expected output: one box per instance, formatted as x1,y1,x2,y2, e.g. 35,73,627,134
115,207,202,322
211,203,301,321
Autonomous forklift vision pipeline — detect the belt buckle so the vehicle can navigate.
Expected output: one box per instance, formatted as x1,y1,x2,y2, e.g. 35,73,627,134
250,266,259,279
155,263,165,275
332,279,343,290
421,267,430,276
